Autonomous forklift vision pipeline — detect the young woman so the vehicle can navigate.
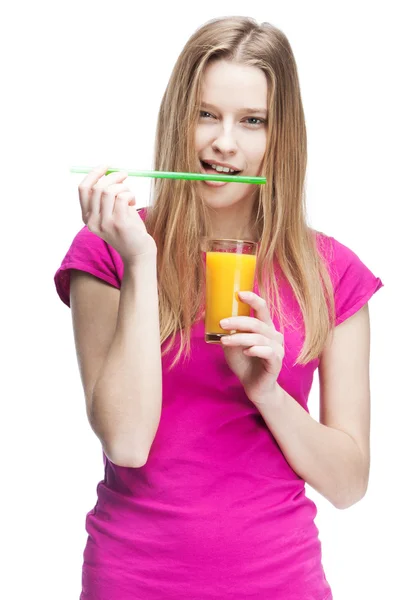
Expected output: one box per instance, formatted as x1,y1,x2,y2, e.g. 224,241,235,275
54,16,383,600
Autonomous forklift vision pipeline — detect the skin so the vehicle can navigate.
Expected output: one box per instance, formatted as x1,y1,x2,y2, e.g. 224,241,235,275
195,59,268,241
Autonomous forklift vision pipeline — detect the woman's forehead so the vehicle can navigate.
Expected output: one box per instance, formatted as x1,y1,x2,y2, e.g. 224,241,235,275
201,61,268,110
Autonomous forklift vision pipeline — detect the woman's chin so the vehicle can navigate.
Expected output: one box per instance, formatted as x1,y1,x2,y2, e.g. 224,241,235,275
202,191,249,211
203,198,236,210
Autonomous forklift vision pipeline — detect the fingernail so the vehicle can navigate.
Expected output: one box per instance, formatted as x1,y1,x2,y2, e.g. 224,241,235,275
220,319,230,327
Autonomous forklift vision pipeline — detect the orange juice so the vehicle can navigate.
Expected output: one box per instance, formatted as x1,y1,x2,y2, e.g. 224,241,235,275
205,251,257,343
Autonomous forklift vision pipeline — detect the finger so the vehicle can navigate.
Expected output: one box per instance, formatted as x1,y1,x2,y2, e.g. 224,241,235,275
220,315,269,336
222,334,284,360
90,171,129,219
79,164,109,190
112,191,137,222
238,291,273,326
78,164,109,221
113,191,136,208
80,167,128,222
243,345,274,358
242,346,282,370
95,169,129,189
99,184,131,221
221,333,271,348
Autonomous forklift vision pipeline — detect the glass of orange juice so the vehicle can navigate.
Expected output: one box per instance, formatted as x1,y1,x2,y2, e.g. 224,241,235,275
205,239,258,344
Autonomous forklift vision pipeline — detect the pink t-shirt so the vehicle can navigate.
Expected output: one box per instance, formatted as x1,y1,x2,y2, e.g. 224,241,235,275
54,209,383,600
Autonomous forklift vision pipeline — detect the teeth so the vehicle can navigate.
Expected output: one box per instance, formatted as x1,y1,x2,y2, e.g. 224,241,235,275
211,164,236,173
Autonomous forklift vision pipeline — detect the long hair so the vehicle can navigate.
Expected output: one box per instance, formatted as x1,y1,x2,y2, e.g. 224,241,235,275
144,16,336,369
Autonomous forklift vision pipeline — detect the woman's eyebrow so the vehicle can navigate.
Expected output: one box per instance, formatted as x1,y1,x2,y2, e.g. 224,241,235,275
201,102,267,116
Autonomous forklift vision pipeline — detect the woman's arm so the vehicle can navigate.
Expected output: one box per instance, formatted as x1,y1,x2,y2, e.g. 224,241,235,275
71,251,162,469
257,304,371,509
92,253,162,468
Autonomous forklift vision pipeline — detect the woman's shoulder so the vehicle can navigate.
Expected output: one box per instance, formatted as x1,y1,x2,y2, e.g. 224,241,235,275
54,207,149,307
314,229,374,281
314,229,355,259
313,229,383,326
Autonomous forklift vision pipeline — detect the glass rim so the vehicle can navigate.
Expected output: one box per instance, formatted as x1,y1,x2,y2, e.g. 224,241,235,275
205,237,258,245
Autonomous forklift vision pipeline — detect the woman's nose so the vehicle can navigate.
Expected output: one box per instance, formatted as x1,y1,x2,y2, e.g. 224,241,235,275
211,125,238,155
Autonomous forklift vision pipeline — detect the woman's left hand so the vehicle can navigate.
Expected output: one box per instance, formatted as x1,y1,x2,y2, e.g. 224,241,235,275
220,291,285,406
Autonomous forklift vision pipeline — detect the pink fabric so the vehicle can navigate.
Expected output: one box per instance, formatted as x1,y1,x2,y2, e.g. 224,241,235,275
54,209,383,599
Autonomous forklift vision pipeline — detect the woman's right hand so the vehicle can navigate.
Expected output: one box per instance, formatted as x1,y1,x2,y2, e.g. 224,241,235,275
78,165,157,264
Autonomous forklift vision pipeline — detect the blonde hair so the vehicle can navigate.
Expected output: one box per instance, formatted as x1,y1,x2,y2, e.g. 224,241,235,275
145,16,336,369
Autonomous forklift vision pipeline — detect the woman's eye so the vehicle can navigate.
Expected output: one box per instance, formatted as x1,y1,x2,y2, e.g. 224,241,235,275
245,117,265,126
200,111,214,119
199,112,265,126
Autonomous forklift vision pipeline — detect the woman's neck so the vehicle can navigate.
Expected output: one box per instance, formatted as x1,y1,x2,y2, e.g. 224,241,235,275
207,203,259,242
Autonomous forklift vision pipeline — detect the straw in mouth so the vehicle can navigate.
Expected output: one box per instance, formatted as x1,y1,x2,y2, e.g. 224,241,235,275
70,166,266,185
200,160,242,175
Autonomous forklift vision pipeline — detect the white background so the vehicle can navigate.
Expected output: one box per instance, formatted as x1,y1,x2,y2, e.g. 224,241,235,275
2,1,398,598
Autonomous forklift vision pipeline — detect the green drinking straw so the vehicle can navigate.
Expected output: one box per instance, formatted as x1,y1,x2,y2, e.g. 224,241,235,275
70,166,266,185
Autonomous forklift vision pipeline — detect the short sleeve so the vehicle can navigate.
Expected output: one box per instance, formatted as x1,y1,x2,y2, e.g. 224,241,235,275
54,226,122,307
54,207,148,308
318,234,384,326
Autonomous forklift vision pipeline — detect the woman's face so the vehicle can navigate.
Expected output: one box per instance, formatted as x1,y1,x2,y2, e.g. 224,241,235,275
195,59,268,210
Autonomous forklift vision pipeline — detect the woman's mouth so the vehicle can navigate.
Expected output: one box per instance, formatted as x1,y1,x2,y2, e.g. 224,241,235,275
200,160,242,187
